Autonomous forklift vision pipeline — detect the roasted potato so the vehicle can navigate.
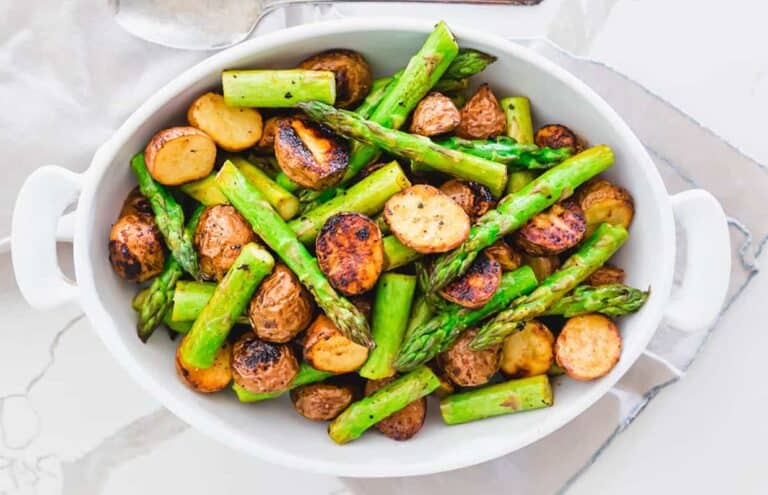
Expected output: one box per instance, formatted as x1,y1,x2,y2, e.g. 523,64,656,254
231,333,299,393
290,383,354,421
439,179,494,220
275,117,349,190
316,213,383,296
108,189,165,282
303,314,369,373
439,252,502,309
144,126,217,185
255,116,283,152
586,264,626,286
535,124,584,154
119,187,154,218
187,92,263,151
515,201,586,256
485,239,522,271
428,362,456,399
298,49,372,109
409,92,461,136
555,314,622,381
500,320,555,378
438,328,501,387
455,84,506,139
349,294,373,322
521,253,560,281
249,264,315,343
365,378,427,441
384,184,470,254
194,205,257,281
175,339,232,393
575,179,635,237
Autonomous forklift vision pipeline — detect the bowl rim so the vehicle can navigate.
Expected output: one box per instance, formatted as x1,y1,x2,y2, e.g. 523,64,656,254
73,18,675,477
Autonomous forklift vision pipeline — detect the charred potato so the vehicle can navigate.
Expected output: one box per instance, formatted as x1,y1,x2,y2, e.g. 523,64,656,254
521,253,560,282
249,264,315,343
535,124,584,154
365,378,427,441
187,92,263,151
275,117,349,190
439,179,494,220
175,339,232,393
455,84,506,139
316,213,383,296
485,240,522,271
409,92,461,136
256,116,283,152
303,314,369,373
515,201,586,256
438,328,501,387
575,179,635,237
428,362,456,399
384,184,470,254
555,314,622,381
194,205,257,281
349,294,373,322
290,383,354,421
119,187,154,218
500,320,555,378
108,189,165,282
231,333,299,393
144,126,217,185
439,252,502,309
586,264,626,286
298,49,372,109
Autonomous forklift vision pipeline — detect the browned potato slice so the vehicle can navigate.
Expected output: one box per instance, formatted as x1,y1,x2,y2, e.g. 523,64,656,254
535,124,585,154
438,328,501,387
231,333,299,393
586,264,626,286
455,84,506,139
108,189,165,282
275,118,348,190
187,92,263,151
299,49,372,109
119,187,154,218
365,378,427,441
384,184,470,254
316,213,383,296
194,205,257,281
409,92,460,136
144,126,217,185
303,314,369,373
521,253,560,281
485,239,522,271
255,116,283,152
290,383,354,421
575,179,635,237
175,339,232,393
515,201,586,256
439,252,501,309
439,179,494,220
500,320,555,378
555,314,622,381
249,264,315,343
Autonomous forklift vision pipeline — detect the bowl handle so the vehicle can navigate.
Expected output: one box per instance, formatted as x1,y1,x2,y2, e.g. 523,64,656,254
662,189,730,332
12,166,83,310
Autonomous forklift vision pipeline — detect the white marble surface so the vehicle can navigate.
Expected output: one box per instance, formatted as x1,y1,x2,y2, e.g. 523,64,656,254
2,0,768,493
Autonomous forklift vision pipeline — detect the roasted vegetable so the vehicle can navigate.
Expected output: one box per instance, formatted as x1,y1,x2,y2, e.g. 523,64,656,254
438,328,500,387
175,340,232,393
233,362,333,403
256,116,284,152
575,178,635,237
144,126,217,185
108,189,166,282
586,264,626,286
349,294,374,322
364,377,427,441
485,240,521,271
435,136,571,169
506,170,535,195
555,314,621,380
290,383,355,421
231,157,300,220
194,205,257,281
535,124,583,154
455,84,506,139
439,179,494,220
521,253,560,281
499,320,555,378
187,92,263,151
275,117,349,190
382,235,422,271
438,252,502,309
222,69,336,107
231,332,299,393
303,314,369,373
298,49,372,109
428,362,456,398
544,284,649,318
514,201,586,256
249,264,315,343
500,96,534,145
409,92,460,136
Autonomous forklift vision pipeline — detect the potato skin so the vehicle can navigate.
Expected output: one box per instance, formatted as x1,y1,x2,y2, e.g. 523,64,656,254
500,320,554,378
535,124,584,154
439,252,502,309
586,264,626,286
231,333,299,393
290,383,354,421
455,84,506,139
175,339,232,393
187,92,263,151
485,240,522,271
438,328,501,387
108,189,165,282
303,314,369,373
194,205,257,281
256,116,283,152
515,201,586,256
555,314,622,381
144,126,217,185
409,92,461,136
365,378,427,441
249,264,315,343
439,179,494,220
574,178,635,236
316,213,383,296
119,187,154,218
521,253,560,282
275,118,348,190
299,49,372,109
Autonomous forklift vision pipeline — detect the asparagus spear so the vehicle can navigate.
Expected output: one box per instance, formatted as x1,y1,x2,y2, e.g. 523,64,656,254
506,170,536,194
405,294,434,339
359,274,417,380
179,243,274,368
233,363,334,403
425,145,614,294
382,235,422,271
394,266,538,371
215,161,373,347
354,78,391,118
440,375,553,425
132,290,193,333
179,174,228,205
543,284,650,317
328,365,440,444
472,223,628,350
431,78,469,93
434,136,571,169
222,69,336,107
442,48,497,80
298,101,508,197
501,96,537,195
131,153,199,278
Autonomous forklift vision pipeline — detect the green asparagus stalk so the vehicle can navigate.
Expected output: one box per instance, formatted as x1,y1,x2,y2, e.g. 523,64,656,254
215,161,372,347
168,280,246,324
501,96,537,195
394,266,538,371
442,48,498,80
434,136,571,169
328,365,440,444
131,153,199,278
233,363,334,403
472,223,628,350
359,274,418,380
425,145,614,294
179,174,228,205
440,375,553,425
132,289,193,333
298,101,508,197
432,78,469,93
505,170,536,194
179,243,274,368
222,69,336,107
382,235,421,271
543,284,650,318
404,294,434,339
354,78,391,118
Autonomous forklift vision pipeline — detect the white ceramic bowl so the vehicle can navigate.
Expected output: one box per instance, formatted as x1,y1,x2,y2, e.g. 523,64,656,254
11,19,731,477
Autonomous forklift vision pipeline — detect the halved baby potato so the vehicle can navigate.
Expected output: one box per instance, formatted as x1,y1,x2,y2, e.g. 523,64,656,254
555,314,622,381
455,83,506,139
175,339,232,393
521,253,560,282
298,49,372,109
439,179,494,220
144,126,217,185
290,383,354,421
249,264,315,343
303,314,369,373
575,179,635,237
194,205,257,281
255,116,283,152
108,189,165,282
409,92,461,137
485,239,522,272
515,201,586,256
365,377,427,441
187,92,263,151
438,328,501,387
535,124,585,154
231,333,299,393
500,320,555,378
275,117,348,190
586,264,626,286
384,184,470,254
438,251,502,309
316,213,383,296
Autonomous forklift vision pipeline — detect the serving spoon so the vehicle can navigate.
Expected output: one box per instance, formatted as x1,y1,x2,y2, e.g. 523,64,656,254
112,0,543,51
